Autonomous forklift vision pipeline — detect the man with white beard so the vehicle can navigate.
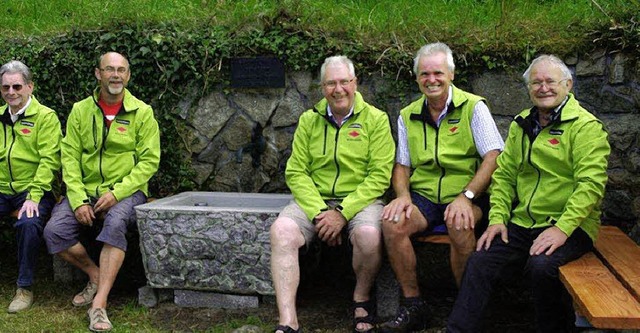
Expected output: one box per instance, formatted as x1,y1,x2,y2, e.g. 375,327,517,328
44,52,160,332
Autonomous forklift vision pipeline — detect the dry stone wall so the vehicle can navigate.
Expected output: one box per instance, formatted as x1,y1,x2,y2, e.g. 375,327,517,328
178,51,640,243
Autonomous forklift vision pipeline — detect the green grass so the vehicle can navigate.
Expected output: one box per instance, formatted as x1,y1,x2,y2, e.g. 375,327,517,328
0,0,638,57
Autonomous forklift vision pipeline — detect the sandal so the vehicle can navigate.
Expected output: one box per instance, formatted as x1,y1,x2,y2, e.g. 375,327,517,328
87,308,113,332
274,324,301,333
73,281,98,307
353,299,376,333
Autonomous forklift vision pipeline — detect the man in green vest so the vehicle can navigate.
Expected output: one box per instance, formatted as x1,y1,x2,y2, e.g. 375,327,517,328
380,43,504,333
44,52,160,332
270,55,395,333
447,55,610,332
0,60,62,313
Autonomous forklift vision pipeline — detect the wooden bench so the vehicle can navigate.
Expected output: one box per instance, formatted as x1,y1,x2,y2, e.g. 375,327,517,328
559,225,640,329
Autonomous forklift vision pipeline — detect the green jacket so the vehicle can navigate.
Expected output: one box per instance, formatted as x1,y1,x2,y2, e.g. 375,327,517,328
62,88,161,211
286,92,395,221
400,85,484,203
489,94,610,242
0,97,61,203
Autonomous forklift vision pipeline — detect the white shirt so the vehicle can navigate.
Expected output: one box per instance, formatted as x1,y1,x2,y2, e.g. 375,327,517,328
396,87,504,166
10,96,32,124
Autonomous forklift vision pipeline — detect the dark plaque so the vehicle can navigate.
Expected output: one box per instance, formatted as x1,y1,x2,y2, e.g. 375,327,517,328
230,56,285,88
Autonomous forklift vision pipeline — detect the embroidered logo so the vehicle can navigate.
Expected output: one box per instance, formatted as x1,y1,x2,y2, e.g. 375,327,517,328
20,120,34,127
116,126,127,133
20,128,31,134
448,119,461,124
548,138,560,145
348,123,362,129
549,129,564,135
116,119,130,125
348,130,360,138
449,126,459,133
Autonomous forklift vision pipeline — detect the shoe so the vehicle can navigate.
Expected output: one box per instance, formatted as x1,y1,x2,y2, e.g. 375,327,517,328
88,307,113,332
73,281,98,307
378,299,428,333
274,324,301,333
353,299,376,333
7,288,33,313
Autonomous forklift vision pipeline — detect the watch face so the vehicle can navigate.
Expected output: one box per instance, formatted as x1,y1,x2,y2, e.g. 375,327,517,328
464,190,474,200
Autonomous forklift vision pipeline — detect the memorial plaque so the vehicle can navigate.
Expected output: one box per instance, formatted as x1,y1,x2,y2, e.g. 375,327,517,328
230,56,285,88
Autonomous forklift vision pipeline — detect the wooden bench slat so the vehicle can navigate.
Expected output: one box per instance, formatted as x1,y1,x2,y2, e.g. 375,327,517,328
415,234,451,244
559,252,640,329
594,226,640,302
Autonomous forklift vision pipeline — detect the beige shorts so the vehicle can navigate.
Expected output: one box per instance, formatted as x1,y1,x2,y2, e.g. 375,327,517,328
278,199,383,246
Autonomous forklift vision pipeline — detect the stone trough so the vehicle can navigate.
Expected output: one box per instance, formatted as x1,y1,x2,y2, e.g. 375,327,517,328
134,191,291,308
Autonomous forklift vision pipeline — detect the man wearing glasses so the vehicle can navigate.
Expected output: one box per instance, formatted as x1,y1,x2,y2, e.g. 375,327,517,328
0,60,61,313
270,55,395,333
44,52,160,332
447,55,610,332
380,42,504,332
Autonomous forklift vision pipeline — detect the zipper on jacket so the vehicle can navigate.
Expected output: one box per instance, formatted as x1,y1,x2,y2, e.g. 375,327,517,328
435,127,445,202
7,127,16,193
525,137,541,227
323,124,328,155
422,122,427,150
330,125,341,197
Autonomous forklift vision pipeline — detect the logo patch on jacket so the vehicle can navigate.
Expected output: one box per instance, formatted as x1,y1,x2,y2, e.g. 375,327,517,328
448,119,460,124
347,129,363,141
348,123,362,129
20,120,34,127
549,129,564,135
449,126,459,133
20,128,32,135
348,130,360,138
116,126,127,133
115,119,130,125
548,138,560,145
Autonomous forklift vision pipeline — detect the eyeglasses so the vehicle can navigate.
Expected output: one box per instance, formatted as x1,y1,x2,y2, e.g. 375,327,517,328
100,66,128,75
323,78,354,89
528,79,568,90
1,84,23,92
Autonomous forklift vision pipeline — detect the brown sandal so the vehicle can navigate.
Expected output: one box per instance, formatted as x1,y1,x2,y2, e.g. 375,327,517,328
73,281,98,307
88,307,113,332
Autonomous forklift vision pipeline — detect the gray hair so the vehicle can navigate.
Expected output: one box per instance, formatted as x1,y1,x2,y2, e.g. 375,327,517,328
522,55,572,84
320,56,356,83
0,60,33,84
98,52,130,68
413,42,455,76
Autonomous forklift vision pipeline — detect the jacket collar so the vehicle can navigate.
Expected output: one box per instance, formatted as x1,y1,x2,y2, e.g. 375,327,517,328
0,96,41,125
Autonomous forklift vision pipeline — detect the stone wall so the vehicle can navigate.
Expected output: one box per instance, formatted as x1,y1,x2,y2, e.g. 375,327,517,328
178,51,640,243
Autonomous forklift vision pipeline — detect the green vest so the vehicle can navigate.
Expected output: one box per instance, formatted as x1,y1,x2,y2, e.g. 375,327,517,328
400,85,484,203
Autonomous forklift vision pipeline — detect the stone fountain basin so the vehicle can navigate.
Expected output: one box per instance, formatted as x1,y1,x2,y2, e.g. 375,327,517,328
135,191,292,295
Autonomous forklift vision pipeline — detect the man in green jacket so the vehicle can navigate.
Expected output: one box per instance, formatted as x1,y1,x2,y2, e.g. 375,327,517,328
380,43,504,333
0,60,62,313
270,55,395,333
447,55,611,332
44,52,160,332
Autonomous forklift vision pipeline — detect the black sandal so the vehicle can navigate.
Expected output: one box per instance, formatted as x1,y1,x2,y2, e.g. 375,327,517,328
353,299,377,333
274,324,301,333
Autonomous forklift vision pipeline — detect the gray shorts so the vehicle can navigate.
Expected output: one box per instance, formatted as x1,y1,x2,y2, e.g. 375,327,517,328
44,191,146,254
278,199,383,246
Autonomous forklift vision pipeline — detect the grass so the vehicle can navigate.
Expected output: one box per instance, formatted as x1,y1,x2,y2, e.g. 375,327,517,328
0,0,638,57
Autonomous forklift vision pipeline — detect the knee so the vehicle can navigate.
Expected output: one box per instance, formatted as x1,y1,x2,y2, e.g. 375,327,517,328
270,217,304,250
351,225,381,253
449,229,476,255
527,255,559,280
15,216,44,232
381,219,410,243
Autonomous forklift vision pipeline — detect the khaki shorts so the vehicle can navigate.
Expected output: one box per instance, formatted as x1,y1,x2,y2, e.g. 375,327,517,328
278,199,383,247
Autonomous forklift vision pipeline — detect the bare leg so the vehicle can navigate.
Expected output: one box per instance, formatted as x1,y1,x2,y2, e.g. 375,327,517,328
351,225,382,331
57,242,100,290
382,207,428,298
91,244,125,330
270,217,305,331
448,205,482,287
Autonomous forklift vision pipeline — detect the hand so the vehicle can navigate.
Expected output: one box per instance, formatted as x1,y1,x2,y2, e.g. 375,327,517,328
315,209,347,246
530,226,568,256
94,191,117,214
444,194,475,231
381,196,413,223
74,204,96,226
477,224,508,251
18,200,39,219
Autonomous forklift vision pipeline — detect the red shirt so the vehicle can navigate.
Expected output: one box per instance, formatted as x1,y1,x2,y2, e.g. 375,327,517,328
98,99,122,128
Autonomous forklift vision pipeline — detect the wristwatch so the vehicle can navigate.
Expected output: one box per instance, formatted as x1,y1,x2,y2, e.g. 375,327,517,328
462,189,475,200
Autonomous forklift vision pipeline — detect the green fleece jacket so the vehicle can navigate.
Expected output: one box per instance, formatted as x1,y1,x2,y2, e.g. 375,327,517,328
0,97,62,203
489,94,610,242
285,92,395,221
62,88,160,211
